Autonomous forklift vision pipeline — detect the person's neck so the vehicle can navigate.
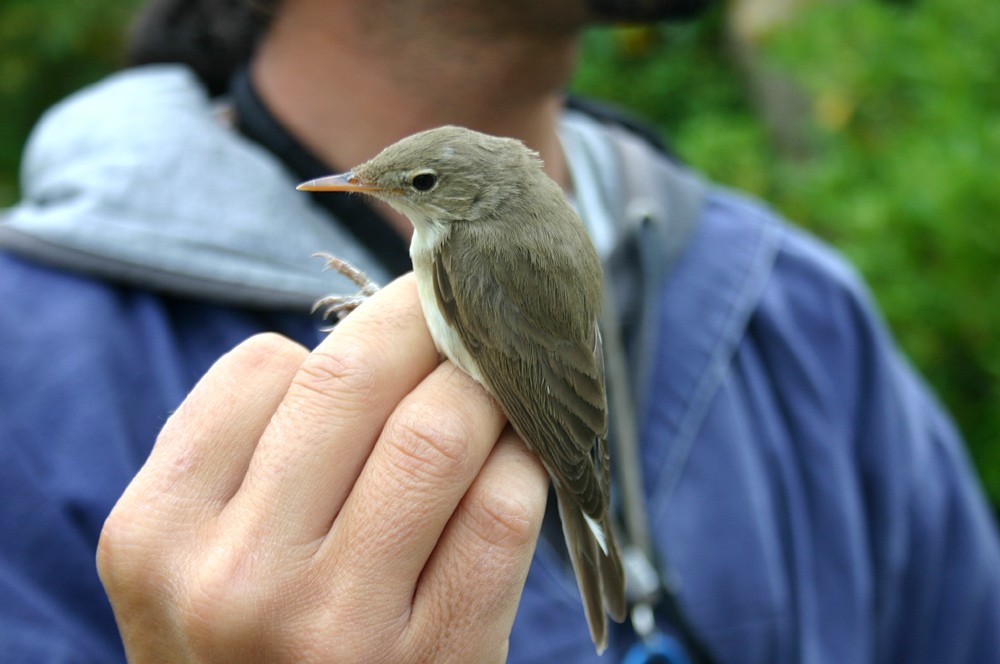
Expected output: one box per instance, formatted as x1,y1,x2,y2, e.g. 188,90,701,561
250,2,580,237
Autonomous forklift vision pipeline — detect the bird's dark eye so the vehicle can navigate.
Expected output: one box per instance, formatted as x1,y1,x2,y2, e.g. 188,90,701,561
411,172,437,191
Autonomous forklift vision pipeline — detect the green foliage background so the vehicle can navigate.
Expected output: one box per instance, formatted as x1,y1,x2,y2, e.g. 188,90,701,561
572,0,1000,501
0,0,140,204
1,0,997,500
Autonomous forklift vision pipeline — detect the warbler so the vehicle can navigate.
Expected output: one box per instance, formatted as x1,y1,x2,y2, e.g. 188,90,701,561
299,125,626,652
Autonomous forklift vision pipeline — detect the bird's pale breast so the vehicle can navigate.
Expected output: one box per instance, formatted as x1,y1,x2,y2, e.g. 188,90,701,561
411,240,485,385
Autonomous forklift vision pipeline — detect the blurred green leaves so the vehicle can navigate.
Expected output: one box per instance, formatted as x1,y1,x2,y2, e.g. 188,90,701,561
770,0,1000,496
0,0,140,203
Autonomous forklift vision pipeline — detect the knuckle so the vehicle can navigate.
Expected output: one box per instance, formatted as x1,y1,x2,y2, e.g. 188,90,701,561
95,511,128,592
96,503,162,596
178,541,270,651
237,332,306,368
290,347,377,407
465,484,540,551
383,402,473,483
221,333,309,385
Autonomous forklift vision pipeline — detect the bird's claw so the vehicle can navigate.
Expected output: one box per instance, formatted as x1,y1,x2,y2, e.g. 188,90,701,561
312,252,381,327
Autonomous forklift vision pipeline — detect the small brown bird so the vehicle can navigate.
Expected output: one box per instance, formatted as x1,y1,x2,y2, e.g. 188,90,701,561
298,126,626,652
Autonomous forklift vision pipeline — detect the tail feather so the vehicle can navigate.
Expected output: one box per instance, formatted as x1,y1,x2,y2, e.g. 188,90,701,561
555,487,626,654
599,522,627,623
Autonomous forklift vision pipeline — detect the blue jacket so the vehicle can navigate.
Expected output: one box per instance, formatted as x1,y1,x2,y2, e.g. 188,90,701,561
2,66,998,663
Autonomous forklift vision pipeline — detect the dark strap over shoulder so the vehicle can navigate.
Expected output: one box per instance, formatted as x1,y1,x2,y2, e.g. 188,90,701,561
597,123,719,663
598,121,708,412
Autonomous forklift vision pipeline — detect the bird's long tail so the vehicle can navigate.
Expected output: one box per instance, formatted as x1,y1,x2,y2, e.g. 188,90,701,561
555,486,627,654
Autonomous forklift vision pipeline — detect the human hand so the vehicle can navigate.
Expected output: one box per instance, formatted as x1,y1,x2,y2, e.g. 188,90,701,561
97,274,548,664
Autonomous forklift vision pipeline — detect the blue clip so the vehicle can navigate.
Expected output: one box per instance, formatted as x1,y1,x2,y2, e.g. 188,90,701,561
622,632,692,664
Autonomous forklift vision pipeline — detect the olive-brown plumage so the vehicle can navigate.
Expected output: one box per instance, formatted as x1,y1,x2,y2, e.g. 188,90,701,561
299,126,626,652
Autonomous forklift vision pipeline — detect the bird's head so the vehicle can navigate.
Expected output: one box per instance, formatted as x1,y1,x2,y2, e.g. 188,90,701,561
297,125,546,230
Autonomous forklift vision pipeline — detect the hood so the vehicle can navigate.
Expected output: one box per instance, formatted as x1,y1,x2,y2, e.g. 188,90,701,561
0,65,391,310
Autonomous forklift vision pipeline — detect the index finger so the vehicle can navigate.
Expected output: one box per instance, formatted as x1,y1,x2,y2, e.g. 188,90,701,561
226,273,443,544
119,333,309,518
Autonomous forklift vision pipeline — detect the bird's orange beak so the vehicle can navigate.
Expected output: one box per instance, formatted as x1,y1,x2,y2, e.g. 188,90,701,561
296,172,382,193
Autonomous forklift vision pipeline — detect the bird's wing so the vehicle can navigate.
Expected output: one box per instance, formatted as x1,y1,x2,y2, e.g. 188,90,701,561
431,230,609,518
432,222,628,641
